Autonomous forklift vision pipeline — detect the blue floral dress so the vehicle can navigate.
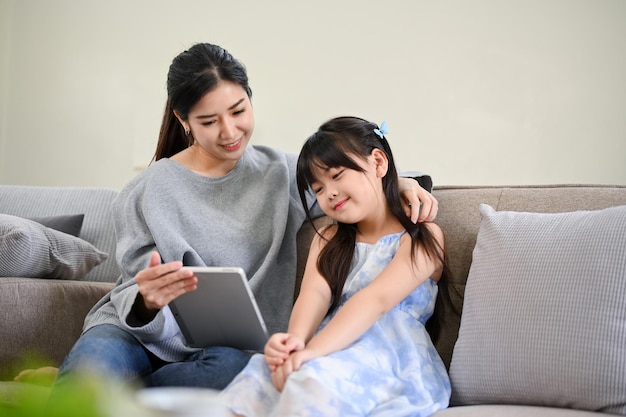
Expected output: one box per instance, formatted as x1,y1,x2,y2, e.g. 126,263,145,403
220,231,451,416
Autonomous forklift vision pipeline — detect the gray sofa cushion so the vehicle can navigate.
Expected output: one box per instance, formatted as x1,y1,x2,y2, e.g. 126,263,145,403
0,214,108,280
29,214,84,237
448,204,626,414
0,186,120,282
432,404,603,416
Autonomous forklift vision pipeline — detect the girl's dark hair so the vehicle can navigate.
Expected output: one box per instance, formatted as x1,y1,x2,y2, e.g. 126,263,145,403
296,116,447,314
152,43,252,162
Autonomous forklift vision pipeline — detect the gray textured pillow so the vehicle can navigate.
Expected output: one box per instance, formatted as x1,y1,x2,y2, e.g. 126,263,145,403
0,214,108,280
449,204,626,415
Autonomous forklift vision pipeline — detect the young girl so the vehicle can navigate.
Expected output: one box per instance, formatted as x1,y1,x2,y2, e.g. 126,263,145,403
221,116,451,416
51,43,436,394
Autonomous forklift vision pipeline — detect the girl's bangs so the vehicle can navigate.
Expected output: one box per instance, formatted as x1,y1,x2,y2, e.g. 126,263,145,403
302,132,364,186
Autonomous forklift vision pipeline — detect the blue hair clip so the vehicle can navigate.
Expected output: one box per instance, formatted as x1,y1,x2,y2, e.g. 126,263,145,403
374,121,389,139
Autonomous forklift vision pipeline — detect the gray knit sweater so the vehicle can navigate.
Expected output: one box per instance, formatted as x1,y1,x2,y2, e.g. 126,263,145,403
83,145,317,362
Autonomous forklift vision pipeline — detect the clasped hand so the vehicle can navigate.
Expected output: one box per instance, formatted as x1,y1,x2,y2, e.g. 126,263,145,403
264,333,317,392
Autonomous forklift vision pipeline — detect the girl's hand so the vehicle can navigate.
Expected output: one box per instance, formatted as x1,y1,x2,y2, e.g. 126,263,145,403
264,333,305,371
397,177,438,223
270,348,318,392
135,252,197,312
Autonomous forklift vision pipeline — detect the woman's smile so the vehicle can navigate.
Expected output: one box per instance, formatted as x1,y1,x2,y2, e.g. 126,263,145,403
222,138,243,151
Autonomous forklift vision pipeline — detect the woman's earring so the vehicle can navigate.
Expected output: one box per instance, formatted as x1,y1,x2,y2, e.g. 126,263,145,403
184,127,193,147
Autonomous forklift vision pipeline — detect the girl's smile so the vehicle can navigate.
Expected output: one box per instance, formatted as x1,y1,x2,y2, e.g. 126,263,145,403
333,198,350,211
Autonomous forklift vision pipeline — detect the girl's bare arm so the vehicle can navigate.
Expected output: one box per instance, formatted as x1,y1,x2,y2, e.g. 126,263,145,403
288,229,334,341
302,223,443,359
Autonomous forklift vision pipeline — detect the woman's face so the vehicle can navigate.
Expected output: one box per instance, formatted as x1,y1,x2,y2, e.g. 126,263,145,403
182,80,255,167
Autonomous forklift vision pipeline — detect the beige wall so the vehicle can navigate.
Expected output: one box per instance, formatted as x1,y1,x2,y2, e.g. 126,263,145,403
1,0,625,189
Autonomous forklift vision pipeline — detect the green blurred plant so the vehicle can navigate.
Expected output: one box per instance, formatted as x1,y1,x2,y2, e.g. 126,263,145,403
2,372,105,417
0,359,150,417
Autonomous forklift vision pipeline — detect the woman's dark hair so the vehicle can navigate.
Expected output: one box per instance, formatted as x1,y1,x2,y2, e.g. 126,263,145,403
152,43,252,162
296,116,447,314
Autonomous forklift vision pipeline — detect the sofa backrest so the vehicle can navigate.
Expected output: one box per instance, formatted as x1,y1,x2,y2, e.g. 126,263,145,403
294,184,626,368
0,185,120,282
430,184,626,368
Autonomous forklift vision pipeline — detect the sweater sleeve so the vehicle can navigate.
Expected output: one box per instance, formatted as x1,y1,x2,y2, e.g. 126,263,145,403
106,173,175,339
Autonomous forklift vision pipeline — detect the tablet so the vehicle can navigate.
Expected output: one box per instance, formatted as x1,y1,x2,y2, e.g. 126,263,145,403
168,266,269,351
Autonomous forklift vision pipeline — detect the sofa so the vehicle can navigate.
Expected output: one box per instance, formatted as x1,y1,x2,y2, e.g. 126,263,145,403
1,183,625,416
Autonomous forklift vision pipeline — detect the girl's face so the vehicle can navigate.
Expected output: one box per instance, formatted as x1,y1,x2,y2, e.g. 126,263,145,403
310,152,386,224
180,81,254,170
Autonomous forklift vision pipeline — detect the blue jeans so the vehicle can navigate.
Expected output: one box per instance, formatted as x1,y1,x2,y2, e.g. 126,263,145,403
53,324,252,390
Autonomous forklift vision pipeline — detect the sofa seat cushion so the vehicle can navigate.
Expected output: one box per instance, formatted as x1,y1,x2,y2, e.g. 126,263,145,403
0,278,115,378
433,404,603,416
449,204,626,415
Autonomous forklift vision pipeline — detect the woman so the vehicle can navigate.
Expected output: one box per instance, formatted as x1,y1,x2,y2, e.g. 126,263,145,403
51,43,438,391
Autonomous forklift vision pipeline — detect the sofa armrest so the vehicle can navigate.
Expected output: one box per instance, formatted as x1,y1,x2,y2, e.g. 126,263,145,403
0,278,114,380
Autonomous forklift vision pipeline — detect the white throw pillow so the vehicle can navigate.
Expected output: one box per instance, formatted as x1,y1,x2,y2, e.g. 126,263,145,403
449,204,626,415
